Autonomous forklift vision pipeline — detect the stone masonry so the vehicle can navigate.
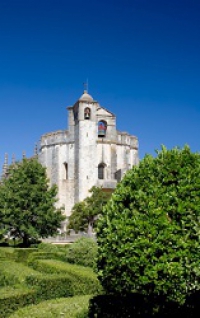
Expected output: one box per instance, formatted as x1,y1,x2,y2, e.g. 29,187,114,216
39,90,139,229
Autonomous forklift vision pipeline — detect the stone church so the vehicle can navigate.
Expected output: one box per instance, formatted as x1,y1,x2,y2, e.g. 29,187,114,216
38,90,139,224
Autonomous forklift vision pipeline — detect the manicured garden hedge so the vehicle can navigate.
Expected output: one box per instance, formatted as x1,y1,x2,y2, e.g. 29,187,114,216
0,247,15,261
0,244,68,263
66,237,97,268
26,273,79,299
0,286,38,317
0,260,98,316
27,251,66,264
0,260,42,287
0,247,39,263
38,242,69,253
9,295,90,318
13,248,38,263
29,258,95,274
0,265,96,316
0,245,101,317
27,259,102,295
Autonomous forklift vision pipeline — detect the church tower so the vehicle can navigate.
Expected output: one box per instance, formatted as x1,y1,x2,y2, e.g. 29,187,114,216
39,89,139,221
73,90,98,202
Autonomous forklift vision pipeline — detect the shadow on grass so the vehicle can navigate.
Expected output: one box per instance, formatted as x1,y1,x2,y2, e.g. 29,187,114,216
88,291,200,317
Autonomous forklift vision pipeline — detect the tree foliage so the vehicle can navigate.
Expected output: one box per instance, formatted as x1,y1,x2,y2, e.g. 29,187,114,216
66,237,98,268
0,158,65,246
68,186,111,235
97,146,200,304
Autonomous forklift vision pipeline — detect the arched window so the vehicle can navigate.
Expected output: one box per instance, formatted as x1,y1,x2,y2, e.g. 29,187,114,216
64,162,68,179
98,121,107,137
98,163,106,179
84,107,91,120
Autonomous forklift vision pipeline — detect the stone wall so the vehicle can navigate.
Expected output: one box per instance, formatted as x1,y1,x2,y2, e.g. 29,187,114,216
38,92,139,221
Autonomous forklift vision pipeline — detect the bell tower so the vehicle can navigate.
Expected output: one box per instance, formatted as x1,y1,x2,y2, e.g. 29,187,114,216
73,90,98,202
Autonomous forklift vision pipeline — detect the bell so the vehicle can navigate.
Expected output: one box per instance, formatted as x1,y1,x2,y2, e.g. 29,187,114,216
85,112,90,119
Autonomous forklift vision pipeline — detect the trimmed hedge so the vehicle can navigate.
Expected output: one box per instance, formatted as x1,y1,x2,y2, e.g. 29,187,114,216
26,273,79,299
13,248,38,263
0,246,67,263
0,271,12,287
66,237,97,268
0,247,38,263
27,259,102,295
38,242,69,253
0,247,16,261
0,261,42,287
0,261,96,316
0,286,37,317
29,258,100,279
29,258,95,274
27,251,66,264
9,295,90,318
0,247,100,317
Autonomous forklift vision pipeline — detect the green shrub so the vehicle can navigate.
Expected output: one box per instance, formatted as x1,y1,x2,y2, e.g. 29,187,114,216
28,259,102,295
66,237,97,268
97,146,200,305
9,295,90,318
0,272,11,287
38,242,60,252
14,248,38,263
29,258,96,275
26,272,100,300
26,273,77,299
0,260,41,287
38,242,69,253
0,247,16,261
0,260,95,315
27,251,66,265
0,286,37,317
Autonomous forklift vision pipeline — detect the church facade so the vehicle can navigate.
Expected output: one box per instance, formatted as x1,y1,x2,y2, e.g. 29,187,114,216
39,90,139,223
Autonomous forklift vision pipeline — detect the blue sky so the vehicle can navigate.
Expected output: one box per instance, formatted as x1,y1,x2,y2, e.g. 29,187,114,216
0,0,200,170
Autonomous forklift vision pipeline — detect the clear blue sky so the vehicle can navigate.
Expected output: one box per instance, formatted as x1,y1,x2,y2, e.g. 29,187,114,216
0,0,200,170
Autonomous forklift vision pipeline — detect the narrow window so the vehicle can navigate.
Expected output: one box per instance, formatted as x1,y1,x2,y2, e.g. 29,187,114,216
84,107,91,119
98,163,105,179
98,121,107,137
74,105,79,121
64,163,68,179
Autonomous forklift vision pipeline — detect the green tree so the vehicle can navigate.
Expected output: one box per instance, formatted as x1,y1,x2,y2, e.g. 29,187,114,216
0,158,65,246
97,146,200,304
68,186,111,235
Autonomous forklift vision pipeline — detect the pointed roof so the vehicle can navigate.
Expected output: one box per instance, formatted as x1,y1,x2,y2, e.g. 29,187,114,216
79,90,93,102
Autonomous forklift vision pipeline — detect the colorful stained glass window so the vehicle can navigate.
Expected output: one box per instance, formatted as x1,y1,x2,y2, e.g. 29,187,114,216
98,121,107,137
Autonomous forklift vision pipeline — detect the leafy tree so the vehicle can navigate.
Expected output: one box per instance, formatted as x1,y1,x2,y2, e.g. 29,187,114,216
68,186,111,235
0,158,65,246
96,146,200,305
